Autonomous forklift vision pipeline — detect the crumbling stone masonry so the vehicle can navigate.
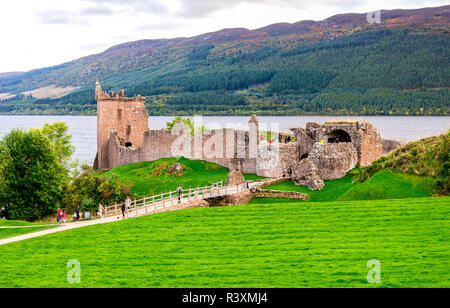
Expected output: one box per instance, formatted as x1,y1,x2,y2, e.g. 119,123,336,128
308,142,359,180
206,190,253,207
94,83,388,190
226,170,246,186
95,81,149,170
95,82,259,172
251,187,309,201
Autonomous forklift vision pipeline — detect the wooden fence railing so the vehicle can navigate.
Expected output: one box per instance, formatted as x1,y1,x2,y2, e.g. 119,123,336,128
103,180,249,218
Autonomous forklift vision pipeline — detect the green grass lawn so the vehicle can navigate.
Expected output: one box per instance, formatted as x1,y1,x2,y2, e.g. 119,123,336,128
0,197,448,288
101,157,264,197
260,170,434,203
0,220,57,227
0,220,59,240
0,226,59,240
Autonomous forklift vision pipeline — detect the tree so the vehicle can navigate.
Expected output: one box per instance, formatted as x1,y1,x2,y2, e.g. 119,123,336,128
166,116,195,136
42,122,74,165
0,125,73,221
64,164,134,214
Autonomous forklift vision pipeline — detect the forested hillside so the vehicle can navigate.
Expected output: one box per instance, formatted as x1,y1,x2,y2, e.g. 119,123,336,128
0,5,449,115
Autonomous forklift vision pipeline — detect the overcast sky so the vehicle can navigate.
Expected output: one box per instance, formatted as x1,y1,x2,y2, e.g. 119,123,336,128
0,0,447,73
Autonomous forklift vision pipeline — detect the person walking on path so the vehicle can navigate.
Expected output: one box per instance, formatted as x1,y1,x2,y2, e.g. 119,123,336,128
177,185,183,204
75,205,81,222
61,210,66,224
57,208,62,225
125,197,131,218
98,203,104,219
121,201,126,219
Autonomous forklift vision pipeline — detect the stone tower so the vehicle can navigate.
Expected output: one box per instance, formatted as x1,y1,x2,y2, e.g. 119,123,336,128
248,114,260,158
95,81,149,170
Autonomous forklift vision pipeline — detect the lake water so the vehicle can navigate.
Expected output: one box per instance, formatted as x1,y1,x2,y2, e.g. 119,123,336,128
0,115,449,165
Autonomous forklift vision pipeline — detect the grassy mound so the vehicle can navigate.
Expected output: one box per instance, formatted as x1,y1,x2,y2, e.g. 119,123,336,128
352,131,449,195
101,157,264,197
0,197,448,288
260,170,434,203
338,170,434,201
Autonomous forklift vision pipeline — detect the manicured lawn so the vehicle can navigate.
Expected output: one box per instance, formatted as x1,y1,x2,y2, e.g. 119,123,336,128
0,226,59,240
0,220,59,240
261,170,434,202
0,197,448,288
0,220,57,227
101,157,264,197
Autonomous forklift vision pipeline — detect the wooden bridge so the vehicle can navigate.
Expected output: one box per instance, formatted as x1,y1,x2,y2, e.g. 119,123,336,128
104,180,256,219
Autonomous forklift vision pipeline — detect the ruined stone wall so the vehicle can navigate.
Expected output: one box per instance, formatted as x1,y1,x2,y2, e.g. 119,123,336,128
256,142,299,178
251,188,309,201
308,142,359,180
294,121,383,168
358,122,383,166
291,127,315,159
207,190,253,207
96,82,383,182
96,82,149,170
105,121,259,172
108,131,143,168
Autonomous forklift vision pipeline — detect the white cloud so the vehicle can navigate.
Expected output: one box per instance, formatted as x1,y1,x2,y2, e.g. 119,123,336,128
0,0,448,72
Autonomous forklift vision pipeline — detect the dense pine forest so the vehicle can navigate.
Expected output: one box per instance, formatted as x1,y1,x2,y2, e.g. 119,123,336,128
0,6,449,115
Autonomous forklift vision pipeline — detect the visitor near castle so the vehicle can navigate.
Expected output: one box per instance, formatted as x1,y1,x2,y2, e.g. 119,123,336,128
98,203,104,219
125,197,131,218
121,201,126,219
177,185,183,204
75,205,80,222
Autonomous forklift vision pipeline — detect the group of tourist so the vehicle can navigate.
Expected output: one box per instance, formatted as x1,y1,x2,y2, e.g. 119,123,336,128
56,185,186,223
120,197,131,219
56,208,66,224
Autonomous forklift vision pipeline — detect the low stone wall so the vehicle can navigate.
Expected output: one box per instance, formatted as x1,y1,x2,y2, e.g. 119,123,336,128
251,188,309,201
253,177,290,189
206,190,253,207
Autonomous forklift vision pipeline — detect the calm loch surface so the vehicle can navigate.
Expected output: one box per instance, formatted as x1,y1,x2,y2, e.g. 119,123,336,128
0,116,448,165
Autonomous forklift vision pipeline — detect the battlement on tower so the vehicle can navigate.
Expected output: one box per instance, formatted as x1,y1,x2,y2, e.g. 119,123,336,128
95,80,145,102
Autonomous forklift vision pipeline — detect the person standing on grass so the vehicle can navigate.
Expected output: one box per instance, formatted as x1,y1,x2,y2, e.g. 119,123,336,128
177,185,183,204
98,203,104,219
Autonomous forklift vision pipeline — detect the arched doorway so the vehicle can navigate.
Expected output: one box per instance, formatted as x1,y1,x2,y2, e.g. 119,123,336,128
327,129,351,143
125,142,133,148
300,153,309,160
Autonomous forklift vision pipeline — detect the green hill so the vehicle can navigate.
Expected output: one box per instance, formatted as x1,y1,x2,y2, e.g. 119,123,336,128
0,5,449,115
101,157,263,197
0,197,448,287
260,169,434,203
351,131,449,195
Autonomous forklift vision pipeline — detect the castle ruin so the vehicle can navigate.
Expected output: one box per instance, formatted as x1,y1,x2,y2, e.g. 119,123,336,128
94,82,387,190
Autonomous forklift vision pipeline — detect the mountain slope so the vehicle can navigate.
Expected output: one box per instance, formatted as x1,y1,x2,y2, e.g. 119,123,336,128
0,5,449,115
